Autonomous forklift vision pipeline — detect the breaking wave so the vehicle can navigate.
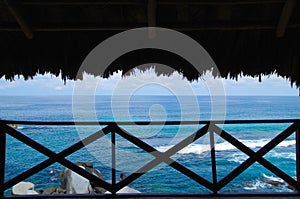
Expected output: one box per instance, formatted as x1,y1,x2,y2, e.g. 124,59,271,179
156,139,295,155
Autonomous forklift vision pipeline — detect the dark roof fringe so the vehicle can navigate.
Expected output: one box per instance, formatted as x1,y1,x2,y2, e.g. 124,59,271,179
0,0,299,86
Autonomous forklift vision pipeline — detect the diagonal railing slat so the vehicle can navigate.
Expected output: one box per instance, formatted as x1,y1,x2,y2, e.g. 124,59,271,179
4,159,55,192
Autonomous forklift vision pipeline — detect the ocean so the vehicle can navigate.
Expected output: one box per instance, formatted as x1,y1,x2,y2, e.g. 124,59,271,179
1,95,300,195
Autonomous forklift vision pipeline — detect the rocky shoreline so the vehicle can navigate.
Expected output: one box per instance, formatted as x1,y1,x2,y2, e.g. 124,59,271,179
12,162,140,195
13,162,295,195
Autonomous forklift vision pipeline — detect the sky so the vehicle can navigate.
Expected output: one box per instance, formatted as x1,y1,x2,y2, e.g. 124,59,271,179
0,70,298,96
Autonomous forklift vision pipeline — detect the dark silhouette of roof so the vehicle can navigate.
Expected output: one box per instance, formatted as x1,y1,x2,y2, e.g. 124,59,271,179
0,0,299,85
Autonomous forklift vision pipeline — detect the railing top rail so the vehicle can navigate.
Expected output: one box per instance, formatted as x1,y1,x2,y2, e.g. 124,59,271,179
1,119,300,125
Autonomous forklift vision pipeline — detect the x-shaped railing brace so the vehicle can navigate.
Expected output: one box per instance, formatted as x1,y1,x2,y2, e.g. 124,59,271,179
212,123,300,191
0,122,112,193
112,124,214,193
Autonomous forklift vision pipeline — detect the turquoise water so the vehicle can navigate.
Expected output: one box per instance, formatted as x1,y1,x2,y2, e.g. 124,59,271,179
1,95,300,194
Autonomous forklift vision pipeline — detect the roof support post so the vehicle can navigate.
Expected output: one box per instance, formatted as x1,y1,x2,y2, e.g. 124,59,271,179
276,0,296,38
0,128,6,197
296,127,300,185
148,0,157,38
4,0,34,39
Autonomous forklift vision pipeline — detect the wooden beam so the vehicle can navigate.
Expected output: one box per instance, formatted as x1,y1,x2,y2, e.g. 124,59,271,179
276,0,296,38
176,5,189,22
1,24,300,32
4,0,33,39
20,0,285,6
147,0,156,38
148,0,156,27
21,0,143,5
159,0,285,5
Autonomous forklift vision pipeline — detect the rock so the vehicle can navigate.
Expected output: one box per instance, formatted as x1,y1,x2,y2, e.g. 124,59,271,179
61,165,94,194
94,186,106,194
61,162,105,194
43,187,56,194
8,124,18,129
104,173,140,194
89,168,105,193
26,190,39,194
88,167,104,187
77,162,93,168
261,178,284,187
91,168,103,180
56,172,64,178
12,182,38,195
287,184,296,191
117,186,141,193
56,187,66,194
36,190,44,194
120,173,127,181
105,186,140,194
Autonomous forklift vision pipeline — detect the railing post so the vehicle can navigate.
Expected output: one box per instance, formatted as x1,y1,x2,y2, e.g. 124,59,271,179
296,125,300,191
209,131,217,194
111,131,116,196
0,131,6,198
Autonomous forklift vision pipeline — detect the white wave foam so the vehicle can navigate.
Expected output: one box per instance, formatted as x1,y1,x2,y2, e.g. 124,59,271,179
156,144,211,155
277,140,295,147
243,174,283,191
156,139,295,155
269,151,296,161
237,139,295,149
229,153,248,163
244,181,267,190
243,174,292,191
262,174,284,183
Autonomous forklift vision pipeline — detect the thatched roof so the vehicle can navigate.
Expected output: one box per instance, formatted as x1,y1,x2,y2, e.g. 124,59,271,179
0,0,299,85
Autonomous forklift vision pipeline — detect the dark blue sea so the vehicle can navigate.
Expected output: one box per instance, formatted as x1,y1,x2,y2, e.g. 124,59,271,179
1,95,300,195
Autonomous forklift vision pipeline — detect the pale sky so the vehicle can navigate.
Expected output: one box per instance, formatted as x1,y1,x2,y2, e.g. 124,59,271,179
0,70,298,96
